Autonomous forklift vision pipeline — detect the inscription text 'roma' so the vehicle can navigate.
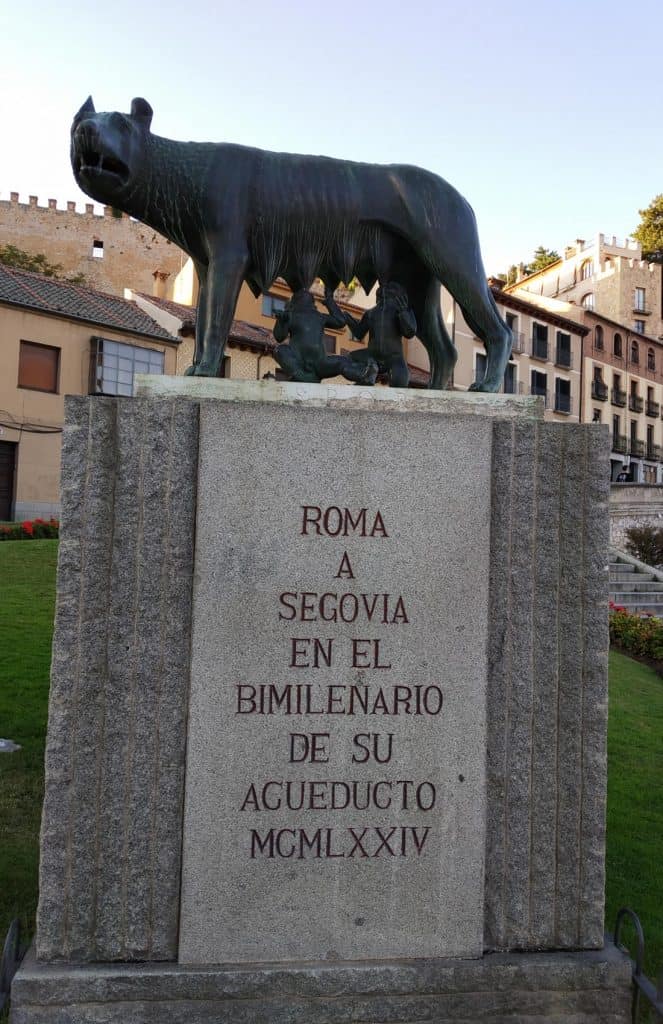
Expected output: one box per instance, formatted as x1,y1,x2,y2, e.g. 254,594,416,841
301,506,389,538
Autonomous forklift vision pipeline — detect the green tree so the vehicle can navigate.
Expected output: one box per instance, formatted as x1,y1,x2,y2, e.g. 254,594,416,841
633,194,663,261
499,247,559,286
0,244,86,284
528,245,560,273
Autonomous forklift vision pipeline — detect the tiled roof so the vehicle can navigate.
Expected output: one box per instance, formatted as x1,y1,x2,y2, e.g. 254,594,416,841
138,293,276,351
0,263,178,342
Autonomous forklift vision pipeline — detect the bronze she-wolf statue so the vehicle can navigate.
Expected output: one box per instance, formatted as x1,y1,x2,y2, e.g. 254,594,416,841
71,96,512,390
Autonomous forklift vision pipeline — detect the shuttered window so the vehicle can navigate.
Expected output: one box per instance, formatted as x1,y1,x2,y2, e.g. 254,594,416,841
18,341,60,392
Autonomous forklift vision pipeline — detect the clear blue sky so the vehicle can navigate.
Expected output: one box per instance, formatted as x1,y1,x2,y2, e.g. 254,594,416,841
1,0,662,276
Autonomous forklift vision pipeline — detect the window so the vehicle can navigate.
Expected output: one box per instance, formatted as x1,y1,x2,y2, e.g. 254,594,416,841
531,369,547,403
613,333,623,357
92,239,104,258
506,313,520,351
580,259,593,280
324,334,336,355
532,322,548,360
635,287,646,311
631,340,639,364
90,337,165,396
648,348,656,371
634,320,645,334
592,409,601,423
18,341,60,392
594,325,604,350
612,414,620,438
556,331,571,367
554,377,571,414
581,293,595,310
503,362,517,394
262,294,287,317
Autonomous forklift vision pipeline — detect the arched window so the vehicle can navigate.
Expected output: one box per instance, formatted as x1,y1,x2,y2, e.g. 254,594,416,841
614,333,623,357
648,348,656,371
580,259,594,280
595,325,604,350
631,340,640,364
581,293,595,310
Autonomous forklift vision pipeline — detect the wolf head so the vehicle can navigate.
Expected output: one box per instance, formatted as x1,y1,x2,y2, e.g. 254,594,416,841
71,96,153,203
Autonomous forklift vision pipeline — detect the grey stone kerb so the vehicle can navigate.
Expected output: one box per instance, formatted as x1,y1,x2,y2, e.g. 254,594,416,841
35,385,609,962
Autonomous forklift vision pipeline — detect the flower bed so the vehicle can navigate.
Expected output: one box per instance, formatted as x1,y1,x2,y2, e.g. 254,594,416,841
609,600,663,672
0,518,59,541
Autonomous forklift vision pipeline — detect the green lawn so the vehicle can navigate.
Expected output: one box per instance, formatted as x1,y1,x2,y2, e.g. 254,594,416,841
606,649,663,979
0,543,662,987
0,541,57,943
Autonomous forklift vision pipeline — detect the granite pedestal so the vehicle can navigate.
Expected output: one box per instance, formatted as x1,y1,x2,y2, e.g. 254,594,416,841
10,381,631,1022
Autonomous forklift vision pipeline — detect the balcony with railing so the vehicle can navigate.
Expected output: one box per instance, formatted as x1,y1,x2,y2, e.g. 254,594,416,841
555,346,573,369
554,392,572,414
611,388,627,407
510,331,525,354
646,399,660,418
592,380,608,401
631,438,645,457
612,434,628,454
646,443,662,462
632,305,651,316
529,386,549,408
629,394,644,413
530,336,549,361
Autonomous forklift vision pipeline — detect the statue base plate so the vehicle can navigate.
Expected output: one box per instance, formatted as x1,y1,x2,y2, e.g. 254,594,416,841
11,944,631,1023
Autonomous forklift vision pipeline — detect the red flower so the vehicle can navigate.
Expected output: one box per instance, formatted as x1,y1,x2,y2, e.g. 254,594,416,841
21,521,34,536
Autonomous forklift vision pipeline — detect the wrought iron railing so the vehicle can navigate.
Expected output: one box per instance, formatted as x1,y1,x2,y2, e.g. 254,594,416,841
612,388,627,407
0,919,24,1015
614,908,663,1023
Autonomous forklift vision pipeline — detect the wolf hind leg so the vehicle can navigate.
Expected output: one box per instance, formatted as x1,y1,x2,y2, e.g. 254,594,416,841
453,282,512,393
408,274,456,389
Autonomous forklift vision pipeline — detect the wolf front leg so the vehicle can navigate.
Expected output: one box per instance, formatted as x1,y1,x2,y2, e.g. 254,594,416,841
189,248,249,377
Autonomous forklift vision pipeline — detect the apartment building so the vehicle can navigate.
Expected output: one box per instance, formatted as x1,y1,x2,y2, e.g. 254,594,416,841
509,234,663,341
0,265,292,520
414,283,587,419
584,312,663,482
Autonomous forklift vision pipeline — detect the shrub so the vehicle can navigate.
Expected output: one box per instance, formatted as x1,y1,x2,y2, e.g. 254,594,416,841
0,518,59,541
609,602,663,665
624,524,663,568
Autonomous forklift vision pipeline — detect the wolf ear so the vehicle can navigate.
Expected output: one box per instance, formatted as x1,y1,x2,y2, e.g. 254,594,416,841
130,98,153,130
73,96,95,124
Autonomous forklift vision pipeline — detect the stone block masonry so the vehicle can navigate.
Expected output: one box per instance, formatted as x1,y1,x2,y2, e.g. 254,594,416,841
486,421,610,950
12,945,631,1023
33,384,610,965
10,383,629,1023
0,194,185,296
36,396,198,961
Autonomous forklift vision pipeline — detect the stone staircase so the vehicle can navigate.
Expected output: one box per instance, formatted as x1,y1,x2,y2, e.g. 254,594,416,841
610,549,663,616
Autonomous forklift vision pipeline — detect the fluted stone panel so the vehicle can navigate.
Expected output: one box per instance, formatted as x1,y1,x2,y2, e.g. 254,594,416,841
36,397,198,962
485,421,610,951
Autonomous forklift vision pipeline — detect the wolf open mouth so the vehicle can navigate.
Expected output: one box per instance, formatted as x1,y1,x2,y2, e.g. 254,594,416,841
74,146,129,187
